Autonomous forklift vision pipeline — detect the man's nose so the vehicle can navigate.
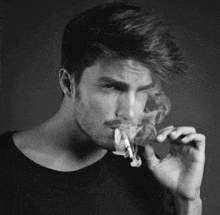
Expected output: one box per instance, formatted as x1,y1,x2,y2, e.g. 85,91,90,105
116,92,136,121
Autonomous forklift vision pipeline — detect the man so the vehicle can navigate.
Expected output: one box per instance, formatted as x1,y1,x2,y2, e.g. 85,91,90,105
1,2,205,215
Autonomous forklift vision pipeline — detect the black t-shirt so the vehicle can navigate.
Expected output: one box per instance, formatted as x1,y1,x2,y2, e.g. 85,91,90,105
0,131,177,215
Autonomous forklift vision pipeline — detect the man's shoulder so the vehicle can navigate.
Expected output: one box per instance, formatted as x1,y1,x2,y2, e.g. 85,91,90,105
0,130,34,159
0,131,16,147
0,131,17,160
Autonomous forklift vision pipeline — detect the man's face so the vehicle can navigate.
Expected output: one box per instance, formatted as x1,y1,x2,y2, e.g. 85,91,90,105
74,59,157,150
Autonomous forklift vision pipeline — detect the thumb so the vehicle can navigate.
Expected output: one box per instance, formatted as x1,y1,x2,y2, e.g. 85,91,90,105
143,143,160,170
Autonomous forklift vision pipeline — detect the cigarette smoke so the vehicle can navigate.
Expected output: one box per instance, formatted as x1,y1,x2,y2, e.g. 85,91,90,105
119,79,171,147
114,79,170,167
135,79,171,146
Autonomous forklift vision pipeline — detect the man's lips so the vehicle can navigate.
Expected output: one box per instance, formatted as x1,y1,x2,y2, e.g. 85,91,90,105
104,121,143,129
104,120,122,127
108,124,143,129
108,125,121,129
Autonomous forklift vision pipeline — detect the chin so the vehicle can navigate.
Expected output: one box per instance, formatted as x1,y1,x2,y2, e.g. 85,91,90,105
94,136,115,151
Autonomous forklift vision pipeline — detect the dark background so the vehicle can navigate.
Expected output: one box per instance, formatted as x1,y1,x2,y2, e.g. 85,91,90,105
1,0,220,214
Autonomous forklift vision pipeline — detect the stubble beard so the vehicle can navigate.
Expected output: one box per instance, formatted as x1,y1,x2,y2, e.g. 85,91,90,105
74,97,114,151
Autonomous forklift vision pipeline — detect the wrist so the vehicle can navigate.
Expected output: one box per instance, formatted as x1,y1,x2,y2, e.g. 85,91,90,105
174,195,202,215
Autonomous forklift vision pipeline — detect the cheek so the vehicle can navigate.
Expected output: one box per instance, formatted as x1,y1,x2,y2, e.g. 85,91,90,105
136,93,149,112
86,94,117,119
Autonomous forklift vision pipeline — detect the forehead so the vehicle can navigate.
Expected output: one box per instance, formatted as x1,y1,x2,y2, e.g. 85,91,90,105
81,59,154,87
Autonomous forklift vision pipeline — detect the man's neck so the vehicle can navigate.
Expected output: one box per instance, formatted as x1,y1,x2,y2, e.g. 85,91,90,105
13,116,108,172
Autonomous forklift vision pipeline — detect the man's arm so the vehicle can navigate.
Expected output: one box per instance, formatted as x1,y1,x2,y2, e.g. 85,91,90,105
174,196,202,215
143,125,205,215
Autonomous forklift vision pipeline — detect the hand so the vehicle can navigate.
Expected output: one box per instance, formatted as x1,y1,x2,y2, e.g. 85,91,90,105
143,125,206,200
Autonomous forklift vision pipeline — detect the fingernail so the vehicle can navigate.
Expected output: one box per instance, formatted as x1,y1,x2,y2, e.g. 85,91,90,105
157,134,163,140
182,136,188,142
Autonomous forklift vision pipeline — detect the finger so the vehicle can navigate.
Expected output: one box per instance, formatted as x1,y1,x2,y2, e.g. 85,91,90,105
181,133,206,150
143,143,160,169
157,125,175,133
169,126,196,141
155,126,176,142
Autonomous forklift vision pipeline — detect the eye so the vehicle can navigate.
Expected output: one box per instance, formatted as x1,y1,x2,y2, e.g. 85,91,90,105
100,84,118,91
103,84,115,89
99,82,126,93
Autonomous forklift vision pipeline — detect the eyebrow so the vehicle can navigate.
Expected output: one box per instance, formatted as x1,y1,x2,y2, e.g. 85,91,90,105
98,77,154,91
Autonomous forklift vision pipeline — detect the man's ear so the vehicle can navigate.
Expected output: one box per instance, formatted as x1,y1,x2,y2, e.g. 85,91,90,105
59,69,75,98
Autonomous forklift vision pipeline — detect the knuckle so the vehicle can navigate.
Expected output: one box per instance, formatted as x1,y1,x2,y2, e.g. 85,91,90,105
200,134,206,141
186,126,196,132
175,126,181,132
191,127,196,133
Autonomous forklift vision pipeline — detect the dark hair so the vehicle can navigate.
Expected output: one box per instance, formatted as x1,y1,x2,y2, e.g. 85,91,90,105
61,2,188,85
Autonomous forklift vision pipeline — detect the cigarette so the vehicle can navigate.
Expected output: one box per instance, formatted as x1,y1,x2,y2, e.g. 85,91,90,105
121,132,133,159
